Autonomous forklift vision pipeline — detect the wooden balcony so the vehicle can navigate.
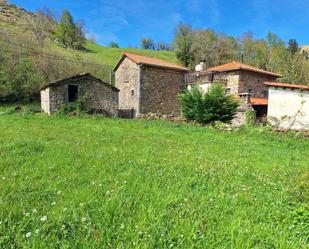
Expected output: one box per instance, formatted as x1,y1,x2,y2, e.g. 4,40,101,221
185,71,228,85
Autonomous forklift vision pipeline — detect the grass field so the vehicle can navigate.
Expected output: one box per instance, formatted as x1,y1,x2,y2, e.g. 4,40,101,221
48,41,178,68
84,42,178,67
0,107,308,248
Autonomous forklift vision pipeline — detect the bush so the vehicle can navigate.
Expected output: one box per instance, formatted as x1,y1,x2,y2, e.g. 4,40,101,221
57,103,81,115
53,10,85,49
57,94,90,115
245,109,256,126
179,84,239,124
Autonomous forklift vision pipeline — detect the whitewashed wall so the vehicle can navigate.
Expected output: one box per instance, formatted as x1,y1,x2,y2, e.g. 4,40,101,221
187,83,212,93
40,88,50,115
267,87,309,130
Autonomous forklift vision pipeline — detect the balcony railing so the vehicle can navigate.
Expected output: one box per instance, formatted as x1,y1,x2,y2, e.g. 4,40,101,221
185,71,228,85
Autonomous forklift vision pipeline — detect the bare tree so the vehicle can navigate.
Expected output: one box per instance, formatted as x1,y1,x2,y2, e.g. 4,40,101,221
155,42,171,51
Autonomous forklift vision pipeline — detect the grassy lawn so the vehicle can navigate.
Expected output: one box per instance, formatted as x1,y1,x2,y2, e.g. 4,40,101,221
0,108,308,248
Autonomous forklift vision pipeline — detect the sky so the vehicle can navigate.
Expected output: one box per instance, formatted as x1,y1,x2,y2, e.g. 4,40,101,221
10,0,309,47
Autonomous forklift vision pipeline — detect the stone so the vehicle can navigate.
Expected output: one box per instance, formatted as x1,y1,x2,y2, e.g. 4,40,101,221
114,56,188,117
40,73,119,116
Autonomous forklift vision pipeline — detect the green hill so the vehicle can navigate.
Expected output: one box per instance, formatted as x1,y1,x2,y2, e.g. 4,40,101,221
0,0,180,101
0,0,178,68
84,42,178,67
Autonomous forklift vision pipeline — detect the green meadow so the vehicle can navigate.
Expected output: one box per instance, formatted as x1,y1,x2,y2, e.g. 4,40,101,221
0,106,308,248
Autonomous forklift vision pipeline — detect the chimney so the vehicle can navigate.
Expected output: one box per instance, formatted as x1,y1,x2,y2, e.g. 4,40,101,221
199,60,207,71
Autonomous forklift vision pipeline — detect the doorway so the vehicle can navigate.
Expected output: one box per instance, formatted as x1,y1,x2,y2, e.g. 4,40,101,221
68,85,78,102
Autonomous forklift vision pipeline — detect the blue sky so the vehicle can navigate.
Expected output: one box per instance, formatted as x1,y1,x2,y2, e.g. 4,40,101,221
11,0,309,47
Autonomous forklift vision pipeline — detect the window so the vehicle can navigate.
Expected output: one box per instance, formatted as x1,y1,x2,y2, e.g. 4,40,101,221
124,69,129,83
131,90,134,96
225,88,231,95
68,85,78,102
248,88,253,94
262,89,268,98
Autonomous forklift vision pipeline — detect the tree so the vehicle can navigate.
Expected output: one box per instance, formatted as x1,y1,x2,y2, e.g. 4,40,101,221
265,32,286,73
281,39,307,84
108,41,119,48
28,10,55,44
140,38,154,50
173,23,194,67
53,10,85,49
287,39,300,56
190,29,237,68
155,42,171,51
179,84,239,124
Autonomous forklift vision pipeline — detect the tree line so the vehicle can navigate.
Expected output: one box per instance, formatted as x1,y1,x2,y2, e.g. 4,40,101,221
172,23,309,84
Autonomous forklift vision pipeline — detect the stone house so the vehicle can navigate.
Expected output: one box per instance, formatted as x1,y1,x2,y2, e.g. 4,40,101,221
41,73,119,116
265,82,309,130
185,61,282,122
113,53,190,117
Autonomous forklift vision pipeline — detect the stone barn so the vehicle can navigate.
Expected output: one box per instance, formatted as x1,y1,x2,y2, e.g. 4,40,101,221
113,53,189,118
265,82,309,130
41,73,119,116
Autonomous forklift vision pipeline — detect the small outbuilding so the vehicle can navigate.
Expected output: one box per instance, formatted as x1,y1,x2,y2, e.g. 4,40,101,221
265,82,309,130
41,73,119,116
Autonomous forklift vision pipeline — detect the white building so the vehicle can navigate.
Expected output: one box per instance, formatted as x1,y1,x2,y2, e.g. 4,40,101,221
265,82,309,130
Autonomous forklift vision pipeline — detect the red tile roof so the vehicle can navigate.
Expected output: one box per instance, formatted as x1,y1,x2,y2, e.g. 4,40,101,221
265,82,309,91
113,52,189,72
207,61,282,77
250,97,268,105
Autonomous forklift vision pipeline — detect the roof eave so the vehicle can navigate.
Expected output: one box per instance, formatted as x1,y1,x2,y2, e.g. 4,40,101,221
140,62,189,72
207,67,281,78
41,73,119,92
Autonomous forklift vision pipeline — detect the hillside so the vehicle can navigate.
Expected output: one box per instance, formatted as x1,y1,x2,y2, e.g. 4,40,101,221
84,42,178,67
0,0,178,68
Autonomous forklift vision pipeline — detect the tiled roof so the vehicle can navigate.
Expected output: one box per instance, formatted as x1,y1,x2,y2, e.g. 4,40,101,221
250,97,268,105
265,81,309,91
113,52,189,72
207,61,282,77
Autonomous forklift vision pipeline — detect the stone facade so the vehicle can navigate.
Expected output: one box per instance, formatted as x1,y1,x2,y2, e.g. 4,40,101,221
40,74,119,116
140,66,185,115
115,57,187,117
211,70,277,97
220,71,240,94
238,71,278,97
115,57,140,116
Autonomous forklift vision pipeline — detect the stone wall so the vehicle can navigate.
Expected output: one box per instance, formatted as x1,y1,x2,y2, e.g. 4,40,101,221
225,72,240,94
42,76,119,116
114,57,140,116
238,71,277,97
140,66,186,115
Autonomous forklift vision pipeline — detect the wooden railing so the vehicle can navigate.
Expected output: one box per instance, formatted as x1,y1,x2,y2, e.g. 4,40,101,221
185,72,228,85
